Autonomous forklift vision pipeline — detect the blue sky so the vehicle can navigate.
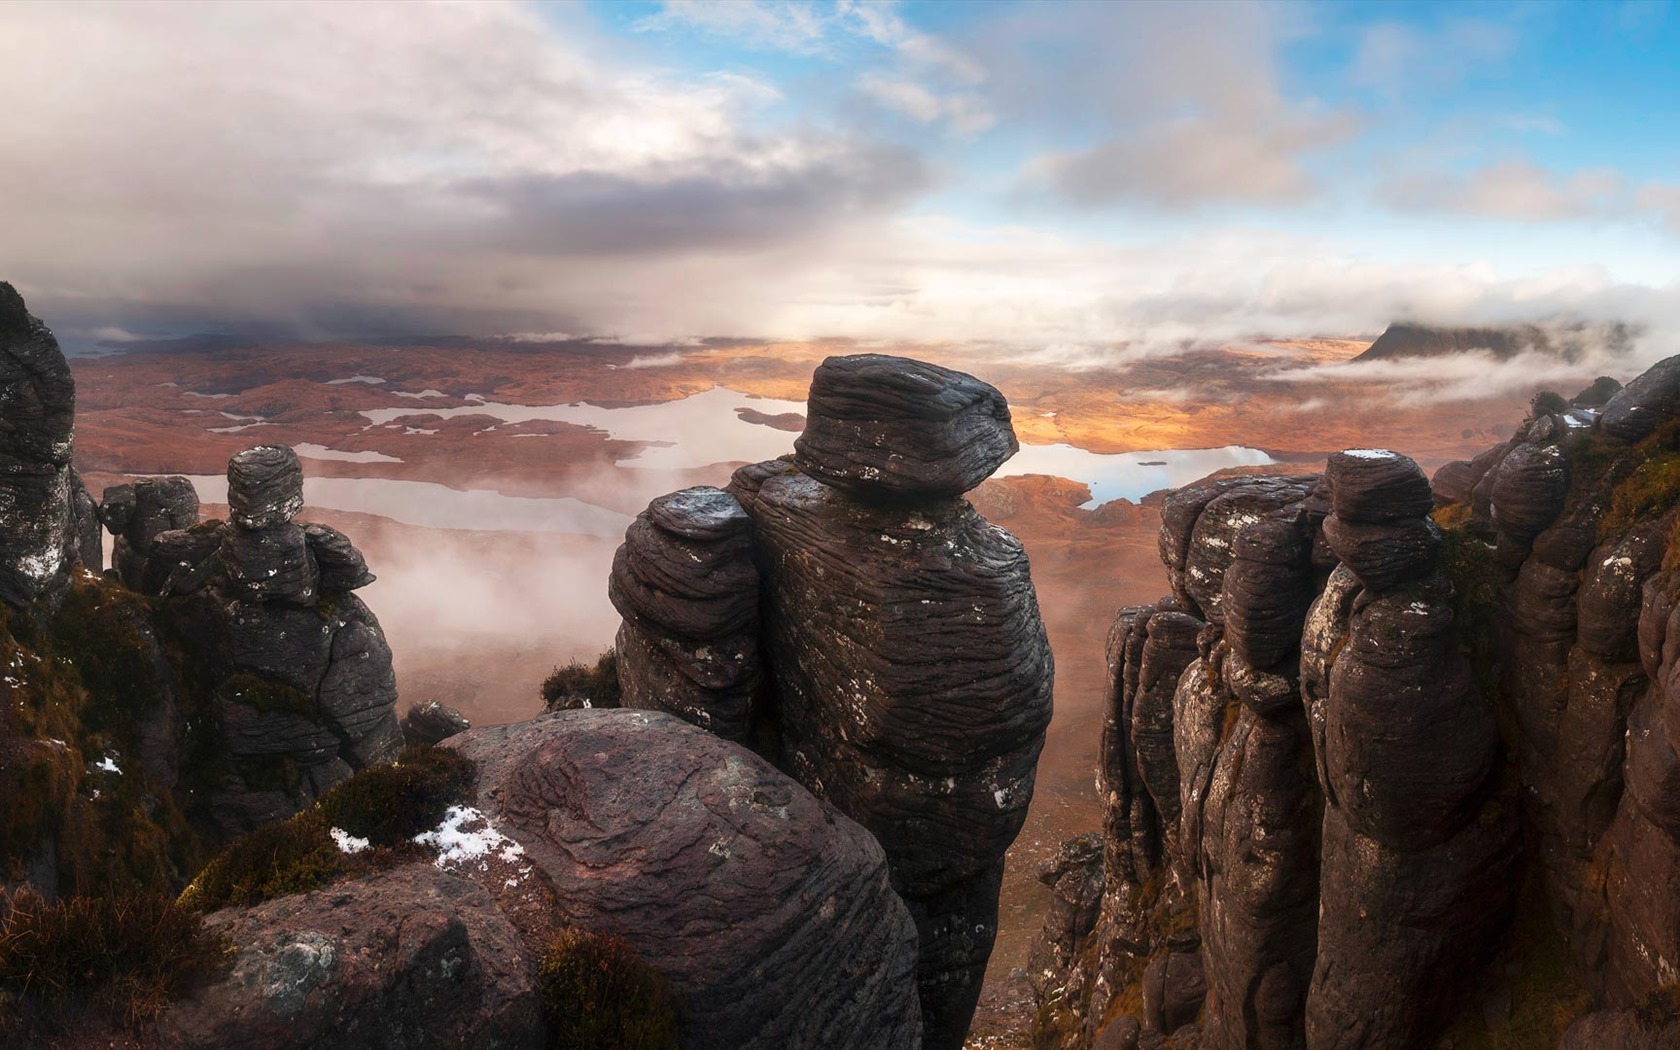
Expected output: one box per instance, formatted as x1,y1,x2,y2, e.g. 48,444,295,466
1,0,1677,352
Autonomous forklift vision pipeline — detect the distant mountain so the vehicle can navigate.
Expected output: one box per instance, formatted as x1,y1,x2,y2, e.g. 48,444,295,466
1355,320,1636,363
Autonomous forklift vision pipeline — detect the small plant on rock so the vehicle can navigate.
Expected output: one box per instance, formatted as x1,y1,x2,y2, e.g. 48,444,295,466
541,650,622,712
538,928,680,1050
0,889,226,1034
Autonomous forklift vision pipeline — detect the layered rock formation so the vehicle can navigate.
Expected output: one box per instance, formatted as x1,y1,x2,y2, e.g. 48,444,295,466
609,486,764,742
0,282,97,609
610,353,1054,1048
449,710,924,1050
162,864,543,1050
1035,353,1680,1049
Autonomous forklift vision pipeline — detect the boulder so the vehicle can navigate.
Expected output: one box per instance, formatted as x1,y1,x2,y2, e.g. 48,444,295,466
160,864,542,1050
1324,449,1434,523
402,700,471,747
105,476,202,593
448,710,924,1050
1601,354,1680,444
305,523,375,591
794,354,1017,500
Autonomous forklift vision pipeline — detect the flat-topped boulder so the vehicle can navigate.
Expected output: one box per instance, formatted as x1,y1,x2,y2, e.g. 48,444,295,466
1601,354,1680,444
794,354,1018,500
228,444,305,529
1325,449,1435,523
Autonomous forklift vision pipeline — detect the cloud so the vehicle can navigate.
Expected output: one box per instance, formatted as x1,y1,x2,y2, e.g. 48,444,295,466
976,3,1359,209
1350,18,1515,97
1035,108,1360,208
634,0,835,53
0,2,927,337
1381,160,1627,220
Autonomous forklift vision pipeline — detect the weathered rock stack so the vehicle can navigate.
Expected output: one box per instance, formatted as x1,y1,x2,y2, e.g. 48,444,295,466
102,475,201,593
1301,452,1518,1048
0,282,99,609
90,445,402,835
610,354,1054,1049
609,486,764,742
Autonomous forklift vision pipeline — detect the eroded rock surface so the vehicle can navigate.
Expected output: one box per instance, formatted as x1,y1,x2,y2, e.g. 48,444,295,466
448,710,924,1050
0,282,84,608
610,486,764,742
161,864,542,1050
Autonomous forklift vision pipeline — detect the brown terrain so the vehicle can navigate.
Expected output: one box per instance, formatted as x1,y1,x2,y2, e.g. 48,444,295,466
69,333,1570,1044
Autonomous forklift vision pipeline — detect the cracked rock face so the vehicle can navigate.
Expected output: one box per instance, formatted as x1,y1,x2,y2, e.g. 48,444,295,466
0,283,80,609
103,476,202,594
160,864,541,1050
610,486,764,742
448,710,924,1050
793,353,1018,501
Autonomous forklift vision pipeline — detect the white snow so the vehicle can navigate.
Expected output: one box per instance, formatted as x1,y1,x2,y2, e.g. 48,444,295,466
412,806,526,870
1342,448,1397,460
330,827,371,854
94,756,121,775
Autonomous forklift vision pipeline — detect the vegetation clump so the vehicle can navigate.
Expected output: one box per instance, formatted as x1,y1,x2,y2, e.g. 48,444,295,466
541,649,622,712
1529,390,1569,418
538,928,680,1050
181,745,475,912
0,889,226,1036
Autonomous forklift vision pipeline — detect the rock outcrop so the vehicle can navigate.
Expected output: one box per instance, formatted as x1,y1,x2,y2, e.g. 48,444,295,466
0,281,94,608
447,709,925,1050
1036,353,1680,1049
92,444,405,836
609,486,764,742
161,864,543,1050
610,353,1054,1049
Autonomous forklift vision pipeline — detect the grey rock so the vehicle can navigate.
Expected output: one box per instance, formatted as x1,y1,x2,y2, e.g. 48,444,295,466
228,445,305,529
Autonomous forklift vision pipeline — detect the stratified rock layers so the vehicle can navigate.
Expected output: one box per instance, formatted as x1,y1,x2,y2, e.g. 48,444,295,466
743,468,1052,1047
609,486,764,742
449,710,924,1050
0,281,88,608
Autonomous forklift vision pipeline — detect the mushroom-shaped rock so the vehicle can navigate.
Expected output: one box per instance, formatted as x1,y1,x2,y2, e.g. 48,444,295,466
794,354,1018,500
610,486,763,741
447,710,924,1050
0,282,80,608
160,865,541,1050
228,445,305,529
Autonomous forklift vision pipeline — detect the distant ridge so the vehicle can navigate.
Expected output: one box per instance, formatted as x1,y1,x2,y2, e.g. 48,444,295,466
1355,320,1637,363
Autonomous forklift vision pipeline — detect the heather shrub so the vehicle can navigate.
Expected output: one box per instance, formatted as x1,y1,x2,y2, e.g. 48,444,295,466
539,928,680,1050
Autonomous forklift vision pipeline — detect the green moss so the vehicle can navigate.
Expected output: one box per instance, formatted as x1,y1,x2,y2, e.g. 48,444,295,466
538,928,680,1050
1600,452,1680,540
181,746,475,912
542,649,621,712
0,889,226,1037
1530,390,1569,418
218,672,316,719
315,745,476,844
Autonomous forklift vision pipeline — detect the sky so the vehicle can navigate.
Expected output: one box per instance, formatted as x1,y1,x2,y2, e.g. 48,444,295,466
3,0,1679,355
